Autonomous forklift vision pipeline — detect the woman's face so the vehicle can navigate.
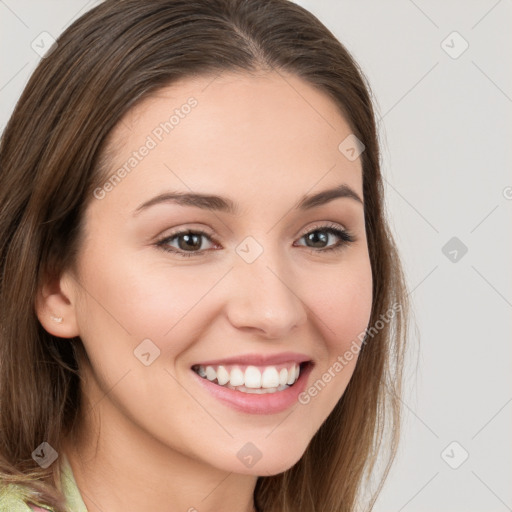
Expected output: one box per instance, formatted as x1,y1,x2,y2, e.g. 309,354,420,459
52,70,373,475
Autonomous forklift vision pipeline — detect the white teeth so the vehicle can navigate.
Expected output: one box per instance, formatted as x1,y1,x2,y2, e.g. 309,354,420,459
261,367,280,388
244,366,262,388
229,367,244,387
194,362,303,392
227,384,290,394
205,366,216,381
216,365,230,386
286,365,296,385
244,387,266,394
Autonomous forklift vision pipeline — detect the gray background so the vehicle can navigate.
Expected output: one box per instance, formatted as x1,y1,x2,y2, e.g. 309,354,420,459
1,1,511,511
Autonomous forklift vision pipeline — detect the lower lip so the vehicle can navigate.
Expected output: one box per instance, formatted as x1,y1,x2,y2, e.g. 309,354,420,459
191,363,313,415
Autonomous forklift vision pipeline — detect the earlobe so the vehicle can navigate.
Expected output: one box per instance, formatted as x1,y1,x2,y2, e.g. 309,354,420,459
50,314,63,323
35,271,81,339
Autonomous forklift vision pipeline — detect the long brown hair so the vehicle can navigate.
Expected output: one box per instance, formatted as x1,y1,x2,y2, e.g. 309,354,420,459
0,1,410,510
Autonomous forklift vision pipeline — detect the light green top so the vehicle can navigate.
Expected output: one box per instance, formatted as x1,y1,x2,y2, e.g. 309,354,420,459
0,453,88,512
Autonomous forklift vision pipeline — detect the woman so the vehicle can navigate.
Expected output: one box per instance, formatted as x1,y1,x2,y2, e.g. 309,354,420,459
0,0,409,510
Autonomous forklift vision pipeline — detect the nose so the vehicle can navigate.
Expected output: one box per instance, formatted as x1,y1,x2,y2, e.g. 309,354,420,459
224,248,308,339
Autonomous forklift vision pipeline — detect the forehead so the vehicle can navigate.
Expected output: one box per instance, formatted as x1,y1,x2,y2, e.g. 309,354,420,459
96,70,363,214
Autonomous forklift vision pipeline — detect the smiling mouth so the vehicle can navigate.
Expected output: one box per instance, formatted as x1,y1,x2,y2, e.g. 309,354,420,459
191,361,311,394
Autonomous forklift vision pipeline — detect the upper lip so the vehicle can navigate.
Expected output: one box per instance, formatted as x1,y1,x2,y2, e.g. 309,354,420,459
192,352,312,367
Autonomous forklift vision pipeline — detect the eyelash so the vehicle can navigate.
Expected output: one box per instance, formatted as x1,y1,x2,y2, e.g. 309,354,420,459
155,223,356,259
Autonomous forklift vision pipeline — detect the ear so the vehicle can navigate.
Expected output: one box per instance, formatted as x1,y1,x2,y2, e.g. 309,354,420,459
35,270,81,339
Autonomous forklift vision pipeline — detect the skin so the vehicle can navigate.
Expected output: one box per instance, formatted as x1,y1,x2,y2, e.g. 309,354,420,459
36,69,373,512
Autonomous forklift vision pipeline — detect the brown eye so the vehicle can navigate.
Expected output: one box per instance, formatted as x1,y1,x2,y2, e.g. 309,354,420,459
295,224,355,253
155,224,355,258
156,229,216,258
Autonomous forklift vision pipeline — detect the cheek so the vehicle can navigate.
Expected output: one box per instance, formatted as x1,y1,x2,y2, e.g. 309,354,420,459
76,242,217,356
113,263,226,355
296,254,372,425
72,251,218,446
309,255,373,352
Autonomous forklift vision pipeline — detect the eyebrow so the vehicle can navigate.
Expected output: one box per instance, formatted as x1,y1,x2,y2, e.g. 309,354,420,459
132,183,363,217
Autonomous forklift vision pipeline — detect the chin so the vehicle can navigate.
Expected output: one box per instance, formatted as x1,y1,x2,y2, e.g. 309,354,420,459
227,443,308,477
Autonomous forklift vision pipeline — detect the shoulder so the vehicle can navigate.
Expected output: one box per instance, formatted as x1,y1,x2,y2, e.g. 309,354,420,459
0,482,53,511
